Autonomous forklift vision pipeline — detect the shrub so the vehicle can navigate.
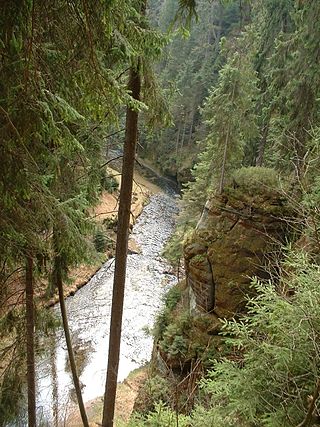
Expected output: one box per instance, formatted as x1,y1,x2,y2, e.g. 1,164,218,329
133,375,171,415
100,171,119,193
189,251,320,427
231,166,281,195
124,402,190,427
159,311,191,358
93,229,110,253
153,286,182,341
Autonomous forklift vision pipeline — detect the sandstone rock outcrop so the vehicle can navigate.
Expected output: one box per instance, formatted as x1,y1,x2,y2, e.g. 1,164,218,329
185,178,291,319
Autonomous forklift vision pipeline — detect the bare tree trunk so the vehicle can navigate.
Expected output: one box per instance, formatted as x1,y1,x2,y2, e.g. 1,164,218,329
256,123,269,167
188,109,194,146
180,109,188,150
26,256,36,427
296,379,320,427
56,256,89,427
219,125,231,194
219,83,235,194
102,63,141,427
175,121,181,159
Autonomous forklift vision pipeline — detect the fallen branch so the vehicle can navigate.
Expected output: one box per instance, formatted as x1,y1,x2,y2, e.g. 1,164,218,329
296,379,320,427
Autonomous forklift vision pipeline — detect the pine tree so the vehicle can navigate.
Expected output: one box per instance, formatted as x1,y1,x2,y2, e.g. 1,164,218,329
183,32,259,215
0,0,168,423
266,0,320,180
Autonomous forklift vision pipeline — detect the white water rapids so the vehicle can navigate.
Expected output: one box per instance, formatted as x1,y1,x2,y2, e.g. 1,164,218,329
20,190,178,426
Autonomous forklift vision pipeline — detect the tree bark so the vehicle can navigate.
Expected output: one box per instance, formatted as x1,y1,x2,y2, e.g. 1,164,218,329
256,122,269,167
188,109,195,145
102,64,141,427
56,256,89,427
26,256,36,427
175,121,181,159
219,125,231,194
219,82,236,194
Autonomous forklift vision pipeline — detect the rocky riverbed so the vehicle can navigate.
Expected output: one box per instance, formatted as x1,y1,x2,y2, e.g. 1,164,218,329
29,190,178,426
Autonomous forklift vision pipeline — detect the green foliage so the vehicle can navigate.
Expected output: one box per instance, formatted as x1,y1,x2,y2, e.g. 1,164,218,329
159,311,190,358
181,29,260,216
0,1,171,422
163,222,193,267
0,0,169,271
231,166,281,195
263,0,320,177
187,251,320,426
125,402,190,427
164,286,183,311
122,2,320,427
100,172,119,194
130,248,320,427
134,375,171,415
93,229,111,253
0,358,25,427
153,285,182,341
141,0,241,182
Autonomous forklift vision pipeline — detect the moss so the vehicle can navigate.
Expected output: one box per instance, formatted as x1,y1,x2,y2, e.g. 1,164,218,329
232,167,281,194
190,253,206,264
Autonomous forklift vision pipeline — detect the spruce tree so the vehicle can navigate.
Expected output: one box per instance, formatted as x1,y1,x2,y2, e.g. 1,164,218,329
183,32,259,215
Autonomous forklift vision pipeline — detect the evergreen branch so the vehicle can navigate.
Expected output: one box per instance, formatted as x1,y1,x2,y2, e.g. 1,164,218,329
24,0,36,83
0,106,23,141
0,106,40,171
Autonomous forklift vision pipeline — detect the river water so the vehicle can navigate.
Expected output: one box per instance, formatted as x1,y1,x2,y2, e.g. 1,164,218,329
17,186,178,425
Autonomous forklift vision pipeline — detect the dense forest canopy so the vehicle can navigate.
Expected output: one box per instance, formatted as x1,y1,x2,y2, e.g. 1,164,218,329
1,0,320,426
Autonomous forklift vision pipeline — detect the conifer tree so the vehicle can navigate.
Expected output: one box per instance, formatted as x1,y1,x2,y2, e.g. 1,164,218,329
183,33,259,214
0,0,167,423
266,0,320,180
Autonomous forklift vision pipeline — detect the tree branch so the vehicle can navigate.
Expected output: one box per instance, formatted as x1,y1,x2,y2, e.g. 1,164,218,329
296,379,320,427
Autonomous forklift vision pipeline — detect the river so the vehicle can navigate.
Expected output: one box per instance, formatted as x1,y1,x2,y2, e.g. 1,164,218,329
14,180,178,426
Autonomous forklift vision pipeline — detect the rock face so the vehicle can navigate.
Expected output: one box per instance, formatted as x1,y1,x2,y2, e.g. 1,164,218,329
185,184,290,318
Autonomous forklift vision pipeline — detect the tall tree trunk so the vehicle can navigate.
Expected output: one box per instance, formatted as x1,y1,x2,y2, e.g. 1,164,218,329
55,255,89,427
256,123,269,167
219,83,236,194
26,255,36,427
219,125,231,194
188,109,195,145
102,63,141,427
175,121,181,159
180,109,188,150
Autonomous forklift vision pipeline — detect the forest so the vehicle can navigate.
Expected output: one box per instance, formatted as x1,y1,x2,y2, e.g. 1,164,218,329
1,0,320,426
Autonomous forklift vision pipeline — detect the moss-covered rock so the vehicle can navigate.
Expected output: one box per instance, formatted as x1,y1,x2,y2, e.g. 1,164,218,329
185,170,292,318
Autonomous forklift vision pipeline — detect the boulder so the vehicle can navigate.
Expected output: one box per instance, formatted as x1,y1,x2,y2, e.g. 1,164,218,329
184,178,291,318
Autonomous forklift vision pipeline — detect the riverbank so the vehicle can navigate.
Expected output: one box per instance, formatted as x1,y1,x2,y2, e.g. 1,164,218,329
1,169,178,426
0,168,161,414
45,168,161,306
34,190,178,425
0,168,161,313
66,367,148,426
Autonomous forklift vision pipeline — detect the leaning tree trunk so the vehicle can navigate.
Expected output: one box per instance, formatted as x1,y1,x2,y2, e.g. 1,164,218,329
55,255,89,427
102,63,141,427
26,255,36,427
